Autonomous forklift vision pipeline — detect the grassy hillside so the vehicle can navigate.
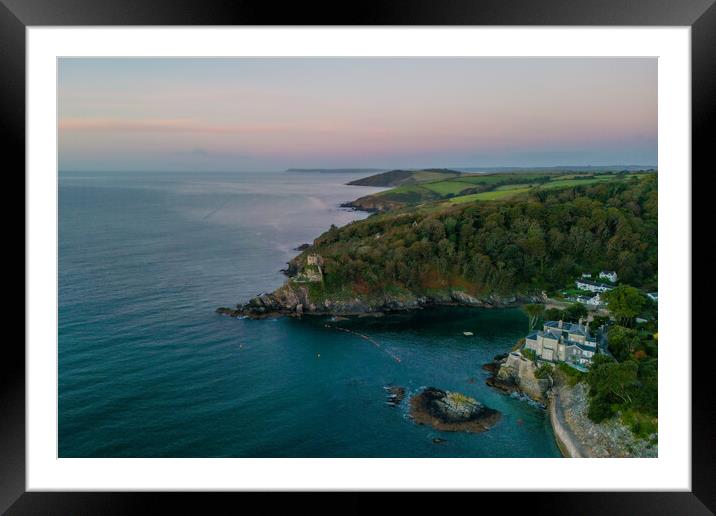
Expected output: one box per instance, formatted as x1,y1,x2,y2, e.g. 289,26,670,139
346,168,461,187
301,174,657,306
347,171,652,212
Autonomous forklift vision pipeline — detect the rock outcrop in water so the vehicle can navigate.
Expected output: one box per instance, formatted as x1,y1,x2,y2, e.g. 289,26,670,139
409,387,501,433
384,386,406,407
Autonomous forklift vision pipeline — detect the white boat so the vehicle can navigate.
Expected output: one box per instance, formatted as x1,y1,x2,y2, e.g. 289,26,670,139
463,331,474,336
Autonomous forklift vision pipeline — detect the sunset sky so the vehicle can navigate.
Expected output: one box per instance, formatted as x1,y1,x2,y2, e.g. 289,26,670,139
58,57,657,172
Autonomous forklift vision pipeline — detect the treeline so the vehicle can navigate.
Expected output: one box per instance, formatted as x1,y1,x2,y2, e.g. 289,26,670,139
586,322,658,438
310,175,657,299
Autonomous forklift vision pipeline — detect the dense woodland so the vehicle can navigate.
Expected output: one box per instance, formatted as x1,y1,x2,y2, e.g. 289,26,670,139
308,174,657,301
586,320,659,438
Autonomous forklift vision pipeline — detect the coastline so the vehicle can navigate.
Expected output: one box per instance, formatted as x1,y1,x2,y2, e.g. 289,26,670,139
218,281,543,319
548,390,587,458
548,380,657,458
485,353,657,458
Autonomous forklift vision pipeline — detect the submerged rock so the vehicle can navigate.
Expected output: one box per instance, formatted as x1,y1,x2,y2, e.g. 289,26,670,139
409,387,501,433
384,386,406,406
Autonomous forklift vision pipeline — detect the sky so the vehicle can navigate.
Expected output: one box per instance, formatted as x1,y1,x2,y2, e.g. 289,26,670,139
58,58,657,172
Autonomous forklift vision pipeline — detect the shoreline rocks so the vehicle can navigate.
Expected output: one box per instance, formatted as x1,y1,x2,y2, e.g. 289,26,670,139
409,387,501,433
217,285,539,320
484,351,550,403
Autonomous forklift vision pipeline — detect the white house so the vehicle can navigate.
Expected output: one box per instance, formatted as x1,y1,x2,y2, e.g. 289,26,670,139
581,272,592,278
524,320,597,367
599,270,618,283
571,293,601,306
585,293,602,306
575,279,614,293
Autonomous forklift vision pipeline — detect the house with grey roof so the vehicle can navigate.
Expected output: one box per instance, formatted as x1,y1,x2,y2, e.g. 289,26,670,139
524,319,598,368
567,292,602,307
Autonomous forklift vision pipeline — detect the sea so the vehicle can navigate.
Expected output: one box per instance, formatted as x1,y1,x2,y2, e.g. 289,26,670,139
58,170,561,458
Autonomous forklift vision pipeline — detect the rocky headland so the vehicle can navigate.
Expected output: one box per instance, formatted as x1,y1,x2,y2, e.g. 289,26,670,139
409,387,501,433
217,251,539,319
485,351,550,403
216,284,532,319
340,197,403,213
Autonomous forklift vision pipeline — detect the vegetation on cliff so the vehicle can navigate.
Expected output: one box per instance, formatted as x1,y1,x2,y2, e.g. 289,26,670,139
302,174,657,306
585,315,658,437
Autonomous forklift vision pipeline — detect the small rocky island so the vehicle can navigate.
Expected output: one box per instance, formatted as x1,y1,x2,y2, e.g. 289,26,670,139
409,387,501,433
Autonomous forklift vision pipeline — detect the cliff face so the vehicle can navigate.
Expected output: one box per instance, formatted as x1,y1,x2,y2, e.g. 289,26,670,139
493,352,550,402
341,195,404,213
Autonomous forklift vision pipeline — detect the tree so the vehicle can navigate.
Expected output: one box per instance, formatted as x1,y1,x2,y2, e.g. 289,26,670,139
587,354,639,408
523,303,545,330
544,307,563,321
607,325,641,361
590,315,610,330
603,285,647,326
564,302,588,322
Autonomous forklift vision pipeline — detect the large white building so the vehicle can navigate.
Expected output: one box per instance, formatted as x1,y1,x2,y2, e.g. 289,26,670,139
575,279,614,293
524,320,598,368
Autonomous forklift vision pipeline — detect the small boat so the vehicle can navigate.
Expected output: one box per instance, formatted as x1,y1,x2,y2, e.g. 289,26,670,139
463,331,474,336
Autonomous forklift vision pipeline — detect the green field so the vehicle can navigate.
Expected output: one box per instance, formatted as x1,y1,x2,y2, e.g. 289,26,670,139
538,176,616,189
350,170,657,211
411,170,462,182
420,180,477,195
494,183,532,191
449,187,532,203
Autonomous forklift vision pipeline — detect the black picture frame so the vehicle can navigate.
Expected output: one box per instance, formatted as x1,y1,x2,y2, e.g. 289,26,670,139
3,0,712,513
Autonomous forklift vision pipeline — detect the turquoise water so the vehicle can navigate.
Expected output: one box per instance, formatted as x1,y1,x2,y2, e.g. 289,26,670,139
58,170,560,458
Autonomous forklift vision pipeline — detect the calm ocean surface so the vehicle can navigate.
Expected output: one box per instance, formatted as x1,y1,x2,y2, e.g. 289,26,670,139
59,170,560,457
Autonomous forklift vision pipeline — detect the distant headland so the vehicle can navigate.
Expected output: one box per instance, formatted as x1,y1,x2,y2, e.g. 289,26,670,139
285,168,388,174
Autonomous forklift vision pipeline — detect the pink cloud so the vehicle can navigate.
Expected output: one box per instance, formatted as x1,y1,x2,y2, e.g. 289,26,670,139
58,118,299,134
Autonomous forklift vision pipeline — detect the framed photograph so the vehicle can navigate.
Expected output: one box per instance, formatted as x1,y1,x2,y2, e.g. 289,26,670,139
5,0,712,512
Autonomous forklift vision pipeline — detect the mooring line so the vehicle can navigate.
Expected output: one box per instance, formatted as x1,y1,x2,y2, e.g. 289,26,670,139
324,324,402,363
